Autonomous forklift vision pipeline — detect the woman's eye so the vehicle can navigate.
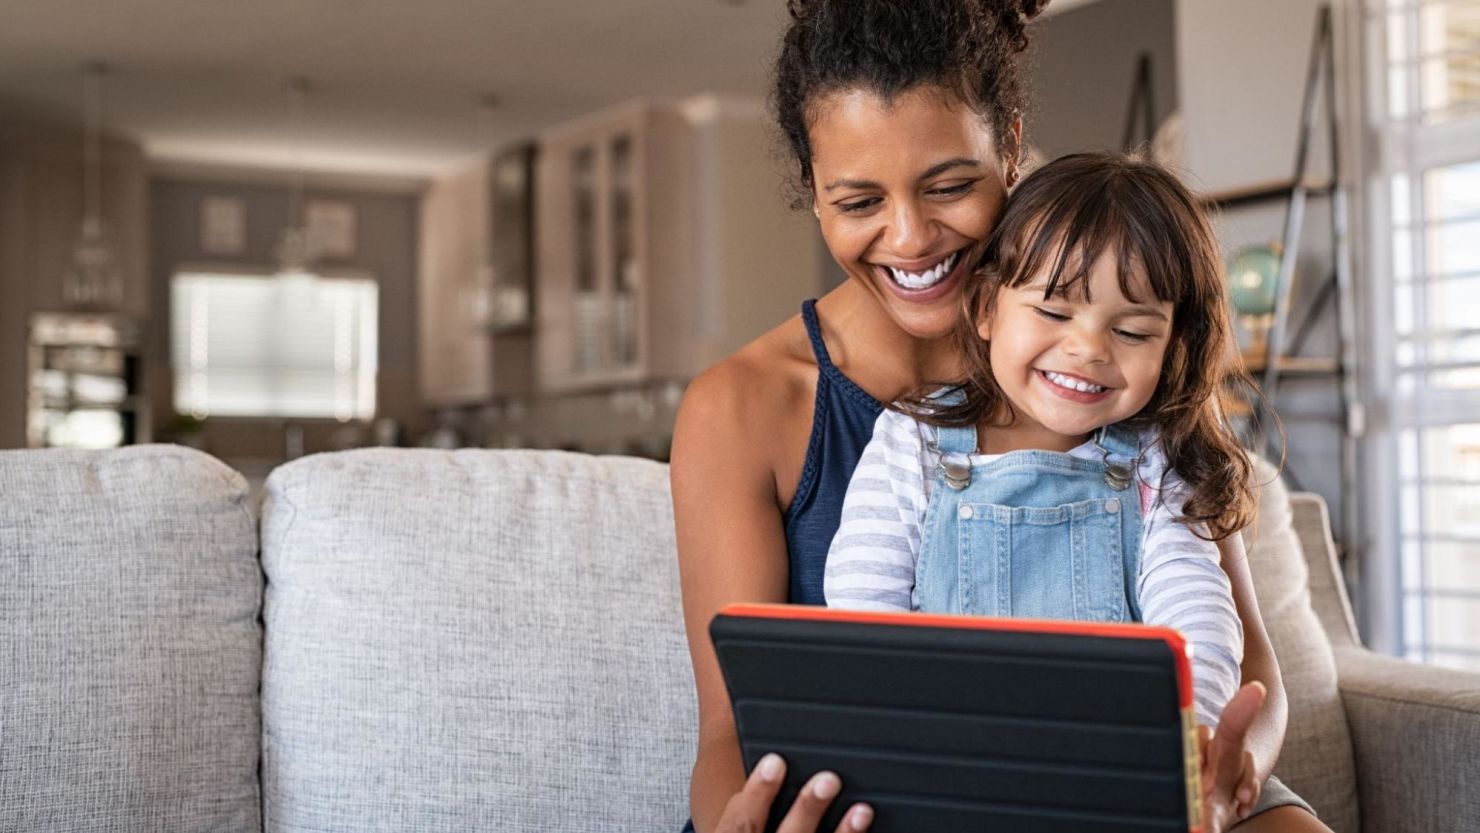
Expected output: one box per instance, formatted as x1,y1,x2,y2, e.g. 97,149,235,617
929,182,973,197
837,197,881,214
1034,307,1070,322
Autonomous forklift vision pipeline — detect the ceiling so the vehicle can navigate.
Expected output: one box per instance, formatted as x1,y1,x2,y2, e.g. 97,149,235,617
0,0,1100,180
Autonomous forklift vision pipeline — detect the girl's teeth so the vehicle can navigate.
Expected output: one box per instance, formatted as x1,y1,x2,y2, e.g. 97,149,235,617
1045,371,1106,393
887,252,958,290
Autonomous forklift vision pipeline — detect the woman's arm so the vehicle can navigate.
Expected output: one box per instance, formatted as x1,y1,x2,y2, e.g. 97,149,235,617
1217,532,1288,783
671,363,864,833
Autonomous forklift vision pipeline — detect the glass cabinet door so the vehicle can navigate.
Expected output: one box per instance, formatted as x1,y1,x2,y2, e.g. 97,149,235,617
572,144,601,374
609,132,638,369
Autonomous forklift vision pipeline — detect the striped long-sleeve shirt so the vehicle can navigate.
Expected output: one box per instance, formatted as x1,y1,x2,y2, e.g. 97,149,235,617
823,408,1243,728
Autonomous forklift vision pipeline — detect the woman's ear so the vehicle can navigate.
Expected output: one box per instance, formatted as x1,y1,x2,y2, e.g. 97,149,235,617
1003,118,1024,177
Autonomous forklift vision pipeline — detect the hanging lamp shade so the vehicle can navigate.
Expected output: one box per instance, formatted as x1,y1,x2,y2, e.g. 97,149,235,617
63,62,124,310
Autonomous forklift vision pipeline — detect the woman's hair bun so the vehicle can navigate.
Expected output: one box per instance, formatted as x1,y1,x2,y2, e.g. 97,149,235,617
986,0,1049,52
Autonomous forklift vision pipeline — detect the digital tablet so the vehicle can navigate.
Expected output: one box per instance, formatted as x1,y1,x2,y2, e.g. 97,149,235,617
710,604,1202,833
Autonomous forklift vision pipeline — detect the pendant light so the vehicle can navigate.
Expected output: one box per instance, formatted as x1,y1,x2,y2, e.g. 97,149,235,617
468,94,499,330
274,76,318,286
63,61,124,311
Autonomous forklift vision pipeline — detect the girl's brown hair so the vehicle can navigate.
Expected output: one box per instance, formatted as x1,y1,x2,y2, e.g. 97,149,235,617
904,152,1259,540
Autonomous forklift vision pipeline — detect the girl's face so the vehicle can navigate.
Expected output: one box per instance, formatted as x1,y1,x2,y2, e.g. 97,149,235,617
808,87,1013,340
979,248,1174,447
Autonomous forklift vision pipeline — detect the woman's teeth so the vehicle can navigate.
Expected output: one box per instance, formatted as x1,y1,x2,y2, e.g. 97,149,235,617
886,252,958,290
1043,371,1107,394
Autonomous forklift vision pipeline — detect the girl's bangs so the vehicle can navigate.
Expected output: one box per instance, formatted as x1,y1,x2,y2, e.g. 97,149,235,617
1003,176,1183,307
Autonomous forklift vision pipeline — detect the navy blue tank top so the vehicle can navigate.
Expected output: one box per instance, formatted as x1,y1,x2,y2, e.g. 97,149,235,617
783,299,886,604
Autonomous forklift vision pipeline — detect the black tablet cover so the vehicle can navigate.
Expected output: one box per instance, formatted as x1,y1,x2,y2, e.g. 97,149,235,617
710,604,1202,833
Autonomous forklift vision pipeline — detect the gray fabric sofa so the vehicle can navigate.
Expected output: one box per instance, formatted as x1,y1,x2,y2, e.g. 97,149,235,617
1,444,1475,832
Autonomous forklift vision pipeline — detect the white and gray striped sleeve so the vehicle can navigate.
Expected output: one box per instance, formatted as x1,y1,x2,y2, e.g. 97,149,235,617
823,409,930,612
1137,451,1244,729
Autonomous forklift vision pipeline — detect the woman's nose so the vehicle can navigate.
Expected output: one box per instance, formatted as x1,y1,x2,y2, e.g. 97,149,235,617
886,199,937,257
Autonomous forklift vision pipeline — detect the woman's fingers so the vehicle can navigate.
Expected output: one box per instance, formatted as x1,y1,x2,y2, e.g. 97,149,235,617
832,803,874,832
1207,682,1266,799
1235,749,1259,818
718,754,872,833
715,753,787,833
775,771,843,833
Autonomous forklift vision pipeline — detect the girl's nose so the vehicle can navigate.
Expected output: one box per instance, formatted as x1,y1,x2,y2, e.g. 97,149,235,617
1063,326,1112,363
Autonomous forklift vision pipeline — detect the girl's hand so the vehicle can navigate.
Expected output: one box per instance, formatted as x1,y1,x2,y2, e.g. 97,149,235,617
1198,682,1268,833
714,753,874,833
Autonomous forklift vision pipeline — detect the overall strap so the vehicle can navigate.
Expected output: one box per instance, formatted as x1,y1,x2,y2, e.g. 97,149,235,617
936,424,977,454
924,387,975,455
1095,422,1143,461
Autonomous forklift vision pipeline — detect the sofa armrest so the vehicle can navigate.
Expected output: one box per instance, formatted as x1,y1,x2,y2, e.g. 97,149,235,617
1335,646,1480,832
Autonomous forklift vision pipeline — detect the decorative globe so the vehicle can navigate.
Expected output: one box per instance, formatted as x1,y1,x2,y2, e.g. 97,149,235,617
1226,245,1282,318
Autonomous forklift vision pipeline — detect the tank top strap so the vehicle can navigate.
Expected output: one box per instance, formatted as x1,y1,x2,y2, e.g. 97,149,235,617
800,299,882,411
786,299,885,605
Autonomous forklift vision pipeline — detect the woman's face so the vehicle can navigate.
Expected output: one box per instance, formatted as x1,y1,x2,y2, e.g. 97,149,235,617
808,87,1013,340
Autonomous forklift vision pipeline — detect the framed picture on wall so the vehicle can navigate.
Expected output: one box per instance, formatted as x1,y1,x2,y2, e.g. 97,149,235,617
306,199,357,260
200,196,247,256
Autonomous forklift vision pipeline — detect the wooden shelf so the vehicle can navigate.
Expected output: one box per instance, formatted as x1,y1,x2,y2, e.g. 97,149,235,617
1199,178,1334,209
1239,356,1339,376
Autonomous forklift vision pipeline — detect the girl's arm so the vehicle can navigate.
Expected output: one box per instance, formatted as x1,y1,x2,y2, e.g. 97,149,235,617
1217,532,1288,782
823,410,927,612
1137,474,1243,729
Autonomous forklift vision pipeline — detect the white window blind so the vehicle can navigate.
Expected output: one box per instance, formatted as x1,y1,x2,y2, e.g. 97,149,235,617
1366,0,1480,669
171,272,378,421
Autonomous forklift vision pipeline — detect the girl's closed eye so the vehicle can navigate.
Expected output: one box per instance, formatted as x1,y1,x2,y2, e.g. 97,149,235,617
1114,328,1155,343
1033,307,1071,322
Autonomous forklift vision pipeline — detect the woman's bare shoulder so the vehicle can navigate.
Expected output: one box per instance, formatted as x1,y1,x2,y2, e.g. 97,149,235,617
680,314,816,428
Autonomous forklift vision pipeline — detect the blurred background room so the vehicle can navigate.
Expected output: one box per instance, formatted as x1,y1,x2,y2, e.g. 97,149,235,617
0,0,1476,668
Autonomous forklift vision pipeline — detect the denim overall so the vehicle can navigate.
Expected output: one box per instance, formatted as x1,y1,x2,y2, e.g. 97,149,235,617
916,421,1147,623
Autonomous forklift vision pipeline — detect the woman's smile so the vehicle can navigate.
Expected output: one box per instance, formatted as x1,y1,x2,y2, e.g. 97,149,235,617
873,246,972,300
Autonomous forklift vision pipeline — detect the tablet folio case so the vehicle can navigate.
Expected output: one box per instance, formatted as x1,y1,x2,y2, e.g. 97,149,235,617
711,604,1202,833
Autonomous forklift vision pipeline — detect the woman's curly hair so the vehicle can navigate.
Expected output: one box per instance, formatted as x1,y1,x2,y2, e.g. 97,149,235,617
774,0,1049,208
900,152,1261,541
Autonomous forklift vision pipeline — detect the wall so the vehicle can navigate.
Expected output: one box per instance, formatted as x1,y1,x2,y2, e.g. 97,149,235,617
1177,0,1351,534
0,98,149,449
148,173,421,468
1028,0,1178,158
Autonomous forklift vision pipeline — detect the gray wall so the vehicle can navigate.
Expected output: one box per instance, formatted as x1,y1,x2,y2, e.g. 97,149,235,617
1177,0,1351,558
148,175,421,464
1027,0,1178,158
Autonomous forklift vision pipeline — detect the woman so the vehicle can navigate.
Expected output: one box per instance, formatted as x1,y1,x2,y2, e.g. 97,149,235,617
671,2,1330,831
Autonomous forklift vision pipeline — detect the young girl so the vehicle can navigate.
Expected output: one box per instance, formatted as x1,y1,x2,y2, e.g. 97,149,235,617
824,151,1271,785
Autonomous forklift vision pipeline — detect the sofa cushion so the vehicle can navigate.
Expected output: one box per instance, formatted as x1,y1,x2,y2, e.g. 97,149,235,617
0,445,263,833
1241,459,1359,833
260,448,696,833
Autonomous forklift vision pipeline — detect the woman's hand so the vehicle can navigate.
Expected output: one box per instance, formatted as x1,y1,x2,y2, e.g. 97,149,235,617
714,753,873,833
1198,682,1269,833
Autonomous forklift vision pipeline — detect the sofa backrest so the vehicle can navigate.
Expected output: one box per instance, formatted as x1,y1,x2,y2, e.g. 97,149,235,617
1242,459,1359,833
0,446,263,833
259,448,696,833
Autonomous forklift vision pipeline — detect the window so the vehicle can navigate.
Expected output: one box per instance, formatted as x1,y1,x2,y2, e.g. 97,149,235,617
171,271,378,421
1366,0,1480,669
